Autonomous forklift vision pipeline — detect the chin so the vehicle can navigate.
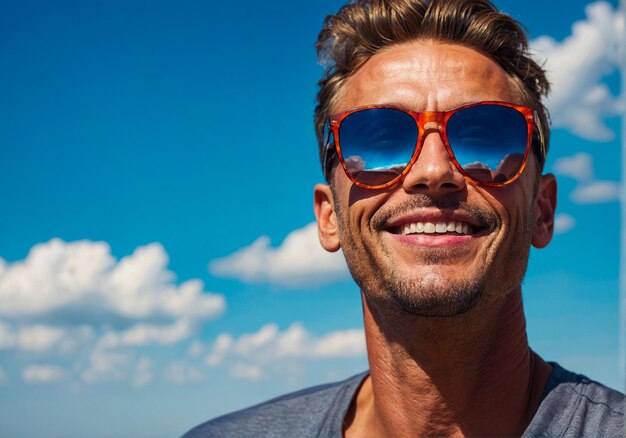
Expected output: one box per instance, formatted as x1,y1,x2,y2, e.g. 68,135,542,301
372,270,487,318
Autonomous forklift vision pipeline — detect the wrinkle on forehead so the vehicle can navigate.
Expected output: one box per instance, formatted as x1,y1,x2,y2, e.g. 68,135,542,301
340,40,519,112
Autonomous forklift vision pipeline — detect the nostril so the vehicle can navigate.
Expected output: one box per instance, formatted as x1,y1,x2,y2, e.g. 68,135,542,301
441,182,459,189
404,180,464,193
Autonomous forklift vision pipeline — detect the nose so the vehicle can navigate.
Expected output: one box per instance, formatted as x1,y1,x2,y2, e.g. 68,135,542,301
401,129,467,194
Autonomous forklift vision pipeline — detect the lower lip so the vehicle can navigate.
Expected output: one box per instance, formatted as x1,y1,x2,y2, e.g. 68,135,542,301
388,232,475,247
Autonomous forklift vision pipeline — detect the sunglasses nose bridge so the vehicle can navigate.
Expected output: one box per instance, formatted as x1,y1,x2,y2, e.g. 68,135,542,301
419,111,439,123
402,140,464,193
416,111,446,135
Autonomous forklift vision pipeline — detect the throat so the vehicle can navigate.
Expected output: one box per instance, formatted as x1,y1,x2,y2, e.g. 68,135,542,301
356,291,543,437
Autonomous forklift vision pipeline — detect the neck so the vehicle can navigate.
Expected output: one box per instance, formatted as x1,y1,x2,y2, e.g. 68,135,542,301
345,289,551,437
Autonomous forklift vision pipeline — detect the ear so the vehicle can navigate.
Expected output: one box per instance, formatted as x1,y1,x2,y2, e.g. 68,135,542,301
531,173,557,249
314,183,341,252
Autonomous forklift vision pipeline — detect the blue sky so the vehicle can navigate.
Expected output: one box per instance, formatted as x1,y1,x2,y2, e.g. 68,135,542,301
0,1,624,437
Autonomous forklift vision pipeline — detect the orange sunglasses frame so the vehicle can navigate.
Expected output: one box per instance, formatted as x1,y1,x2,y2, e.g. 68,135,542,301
322,100,545,190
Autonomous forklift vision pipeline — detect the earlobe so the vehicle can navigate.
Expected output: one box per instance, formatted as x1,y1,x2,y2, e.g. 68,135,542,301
314,183,341,252
531,174,557,249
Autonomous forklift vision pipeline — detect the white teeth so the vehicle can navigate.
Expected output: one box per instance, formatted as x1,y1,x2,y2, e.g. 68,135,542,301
424,223,436,233
446,221,456,232
399,220,474,236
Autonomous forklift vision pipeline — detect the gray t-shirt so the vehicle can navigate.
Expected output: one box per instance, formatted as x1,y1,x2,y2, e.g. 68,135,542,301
183,363,624,437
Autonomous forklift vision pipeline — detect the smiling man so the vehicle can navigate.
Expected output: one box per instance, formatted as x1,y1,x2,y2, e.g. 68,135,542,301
184,1,624,437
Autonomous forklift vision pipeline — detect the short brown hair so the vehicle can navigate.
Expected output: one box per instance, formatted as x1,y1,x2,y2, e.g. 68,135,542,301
314,0,550,178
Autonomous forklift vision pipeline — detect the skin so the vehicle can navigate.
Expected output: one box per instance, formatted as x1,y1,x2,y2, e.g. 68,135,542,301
313,40,558,437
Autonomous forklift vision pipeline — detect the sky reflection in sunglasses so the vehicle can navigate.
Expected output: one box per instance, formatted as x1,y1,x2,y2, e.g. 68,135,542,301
326,101,537,189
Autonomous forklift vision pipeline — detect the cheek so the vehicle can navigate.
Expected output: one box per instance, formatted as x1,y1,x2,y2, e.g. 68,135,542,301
331,188,369,250
334,179,389,242
508,184,536,234
478,186,536,296
480,185,534,246
340,201,376,249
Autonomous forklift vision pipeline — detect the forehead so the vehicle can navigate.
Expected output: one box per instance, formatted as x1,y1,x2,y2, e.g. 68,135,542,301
339,40,519,112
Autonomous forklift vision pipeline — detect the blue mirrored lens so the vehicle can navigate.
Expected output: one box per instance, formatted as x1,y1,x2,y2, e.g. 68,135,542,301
339,108,417,185
447,105,527,183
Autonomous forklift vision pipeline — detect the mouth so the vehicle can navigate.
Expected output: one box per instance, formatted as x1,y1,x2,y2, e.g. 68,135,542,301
383,212,492,243
373,199,499,248
394,220,474,236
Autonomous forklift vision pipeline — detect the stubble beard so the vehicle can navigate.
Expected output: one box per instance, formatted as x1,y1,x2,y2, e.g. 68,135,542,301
334,191,533,318
347,243,489,317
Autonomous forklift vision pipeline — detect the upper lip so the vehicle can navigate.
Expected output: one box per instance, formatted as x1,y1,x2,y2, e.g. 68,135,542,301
382,209,485,233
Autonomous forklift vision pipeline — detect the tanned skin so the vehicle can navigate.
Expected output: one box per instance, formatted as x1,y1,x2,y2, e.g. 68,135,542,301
314,40,557,437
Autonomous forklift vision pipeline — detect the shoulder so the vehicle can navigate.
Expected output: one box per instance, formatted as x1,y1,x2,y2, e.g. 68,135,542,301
525,362,624,437
181,371,368,438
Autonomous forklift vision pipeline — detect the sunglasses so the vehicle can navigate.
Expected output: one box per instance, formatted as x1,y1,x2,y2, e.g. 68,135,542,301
322,101,545,189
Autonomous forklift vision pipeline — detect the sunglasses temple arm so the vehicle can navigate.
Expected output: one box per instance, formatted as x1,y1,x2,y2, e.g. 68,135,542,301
321,123,333,181
534,110,547,162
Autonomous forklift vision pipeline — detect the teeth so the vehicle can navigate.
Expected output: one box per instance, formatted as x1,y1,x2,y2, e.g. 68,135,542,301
446,221,456,232
399,220,474,236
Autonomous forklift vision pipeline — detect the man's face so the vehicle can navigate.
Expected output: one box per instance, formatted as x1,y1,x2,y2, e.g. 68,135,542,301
314,40,556,317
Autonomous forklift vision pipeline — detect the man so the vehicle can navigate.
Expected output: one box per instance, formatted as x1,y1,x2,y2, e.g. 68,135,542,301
184,0,625,436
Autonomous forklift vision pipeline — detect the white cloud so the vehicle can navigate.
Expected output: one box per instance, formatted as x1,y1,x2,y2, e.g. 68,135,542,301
0,239,224,322
552,153,619,204
22,364,66,383
234,324,279,356
204,323,366,369
229,363,263,381
204,334,233,366
0,320,15,350
165,361,204,384
98,319,193,349
132,357,153,388
531,2,625,141
0,321,94,354
209,223,349,287
311,329,367,358
80,320,195,384
571,181,620,203
187,340,205,358
81,347,130,384
552,153,594,181
16,325,67,352
554,213,576,234
0,239,227,386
